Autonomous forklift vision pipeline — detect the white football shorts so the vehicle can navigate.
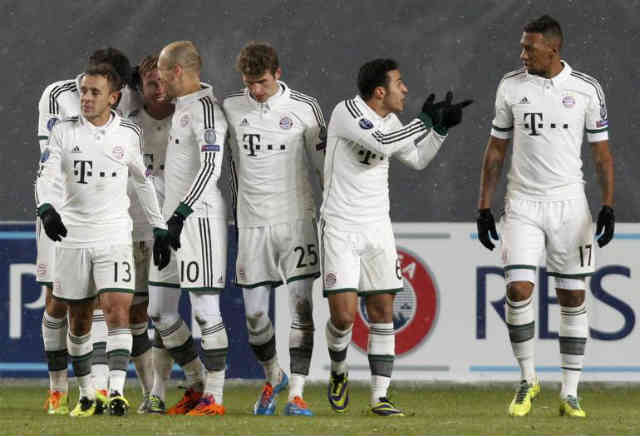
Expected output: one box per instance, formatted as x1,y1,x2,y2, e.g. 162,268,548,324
500,195,595,285
149,216,227,292
53,244,134,301
319,219,403,296
236,218,320,289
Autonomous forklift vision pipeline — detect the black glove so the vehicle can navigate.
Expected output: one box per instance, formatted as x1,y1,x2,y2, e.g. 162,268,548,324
153,228,171,270
419,91,474,135
596,205,615,247
38,204,67,242
167,203,190,250
477,208,499,250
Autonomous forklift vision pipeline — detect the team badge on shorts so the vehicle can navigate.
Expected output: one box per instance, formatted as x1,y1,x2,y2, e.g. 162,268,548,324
180,114,190,127
112,146,124,160
562,95,575,108
352,247,439,355
279,116,293,130
359,118,374,130
204,128,216,144
325,272,337,288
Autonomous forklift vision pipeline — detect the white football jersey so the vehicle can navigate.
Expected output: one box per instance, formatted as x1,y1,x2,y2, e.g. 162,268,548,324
321,95,446,230
491,61,609,200
223,82,326,227
164,84,227,219
127,108,171,241
36,111,165,248
37,76,142,208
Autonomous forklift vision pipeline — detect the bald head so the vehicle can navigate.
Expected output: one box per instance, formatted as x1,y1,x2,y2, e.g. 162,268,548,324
159,40,202,73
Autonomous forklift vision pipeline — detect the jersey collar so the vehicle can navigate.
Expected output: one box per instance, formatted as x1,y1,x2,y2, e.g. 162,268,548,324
354,94,393,122
526,60,572,87
175,83,215,109
79,110,120,132
245,81,289,110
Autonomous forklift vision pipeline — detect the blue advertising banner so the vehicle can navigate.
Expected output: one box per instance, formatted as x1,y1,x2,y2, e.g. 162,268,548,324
0,222,269,379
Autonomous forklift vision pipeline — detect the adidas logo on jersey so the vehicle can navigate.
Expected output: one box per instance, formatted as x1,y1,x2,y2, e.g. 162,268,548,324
71,145,81,153
519,97,530,104
240,118,249,126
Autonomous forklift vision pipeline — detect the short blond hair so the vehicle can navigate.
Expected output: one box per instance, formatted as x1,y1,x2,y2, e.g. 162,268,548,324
161,41,202,72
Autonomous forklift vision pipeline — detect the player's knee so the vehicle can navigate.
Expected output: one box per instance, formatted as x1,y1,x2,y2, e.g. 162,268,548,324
148,310,180,331
46,296,68,318
557,289,585,307
129,302,149,324
507,281,534,301
331,312,355,331
67,303,93,335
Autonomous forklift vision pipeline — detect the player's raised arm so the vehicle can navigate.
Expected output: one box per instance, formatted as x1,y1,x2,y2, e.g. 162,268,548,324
395,92,472,169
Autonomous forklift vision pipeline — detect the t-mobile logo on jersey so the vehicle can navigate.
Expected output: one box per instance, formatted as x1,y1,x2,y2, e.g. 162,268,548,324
242,133,286,157
73,160,93,184
523,112,569,136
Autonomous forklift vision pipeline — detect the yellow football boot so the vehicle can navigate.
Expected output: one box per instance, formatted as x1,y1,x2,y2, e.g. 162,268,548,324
69,397,96,417
559,395,586,418
508,379,540,417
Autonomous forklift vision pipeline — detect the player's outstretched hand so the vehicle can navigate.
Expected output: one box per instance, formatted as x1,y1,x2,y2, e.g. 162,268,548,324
153,228,171,270
420,92,473,134
477,208,499,250
167,209,186,250
596,205,615,247
38,204,67,242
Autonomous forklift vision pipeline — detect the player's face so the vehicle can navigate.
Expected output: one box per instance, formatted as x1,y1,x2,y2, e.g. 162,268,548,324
243,69,281,103
141,69,169,105
157,56,179,99
520,32,555,77
381,69,408,113
80,74,119,122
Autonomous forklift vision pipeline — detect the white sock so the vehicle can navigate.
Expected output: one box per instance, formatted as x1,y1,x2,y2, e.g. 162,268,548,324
106,327,132,395
50,369,68,393
288,373,305,401
151,346,173,400
326,320,352,375
183,358,204,391
205,369,225,404
559,302,588,398
42,311,68,392
77,374,96,400
368,322,394,404
91,309,109,391
505,295,536,383
131,322,153,396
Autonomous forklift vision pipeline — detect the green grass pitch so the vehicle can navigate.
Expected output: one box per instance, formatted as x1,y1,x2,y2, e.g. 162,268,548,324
1,382,640,435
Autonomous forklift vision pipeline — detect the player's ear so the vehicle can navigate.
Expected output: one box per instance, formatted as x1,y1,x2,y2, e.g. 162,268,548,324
274,68,282,81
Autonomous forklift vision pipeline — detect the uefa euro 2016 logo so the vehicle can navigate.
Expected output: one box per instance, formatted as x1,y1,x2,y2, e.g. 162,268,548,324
352,247,439,355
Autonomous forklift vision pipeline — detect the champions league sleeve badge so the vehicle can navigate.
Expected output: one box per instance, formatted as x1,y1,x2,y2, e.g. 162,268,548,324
359,118,374,130
46,117,58,131
204,128,216,144
40,148,51,163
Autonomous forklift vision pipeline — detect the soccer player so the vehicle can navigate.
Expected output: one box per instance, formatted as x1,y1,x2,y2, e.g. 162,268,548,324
127,55,175,413
37,48,142,414
223,42,325,416
320,59,471,416
149,40,229,416
36,62,170,417
476,15,614,418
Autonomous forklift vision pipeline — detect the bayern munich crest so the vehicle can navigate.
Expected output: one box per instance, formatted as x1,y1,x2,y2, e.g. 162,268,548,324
562,95,575,108
352,247,439,355
112,146,124,160
279,116,293,130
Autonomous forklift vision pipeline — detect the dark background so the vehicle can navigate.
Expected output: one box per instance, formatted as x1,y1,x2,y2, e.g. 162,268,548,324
2,0,638,221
